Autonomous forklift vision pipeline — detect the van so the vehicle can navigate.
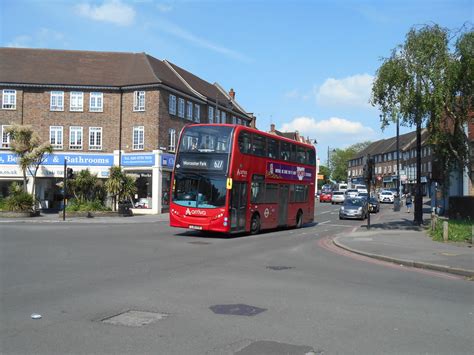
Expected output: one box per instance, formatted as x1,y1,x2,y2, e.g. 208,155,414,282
355,184,368,193
337,183,348,192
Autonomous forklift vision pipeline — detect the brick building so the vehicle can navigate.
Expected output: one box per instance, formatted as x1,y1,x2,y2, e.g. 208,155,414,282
348,129,434,195
0,48,254,213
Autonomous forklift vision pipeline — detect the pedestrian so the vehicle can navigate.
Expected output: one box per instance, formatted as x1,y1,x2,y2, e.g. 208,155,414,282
406,193,413,213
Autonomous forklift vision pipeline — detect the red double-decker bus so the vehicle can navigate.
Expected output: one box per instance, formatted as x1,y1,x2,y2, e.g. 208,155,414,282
169,124,316,234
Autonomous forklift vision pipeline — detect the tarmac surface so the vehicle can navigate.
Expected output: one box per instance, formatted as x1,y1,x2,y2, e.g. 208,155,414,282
1,203,473,277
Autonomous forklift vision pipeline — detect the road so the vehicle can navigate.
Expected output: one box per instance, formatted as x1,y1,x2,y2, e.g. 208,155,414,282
1,201,473,354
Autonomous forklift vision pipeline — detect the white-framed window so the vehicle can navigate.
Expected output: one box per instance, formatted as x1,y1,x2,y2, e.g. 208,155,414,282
70,91,84,112
237,118,242,125
208,106,214,123
69,126,83,150
428,161,432,172
50,91,64,111
215,109,220,124
1,125,11,148
221,111,226,124
89,92,103,112
49,126,63,149
133,91,145,111
169,94,177,115
194,104,200,122
232,116,236,124
168,128,176,152
186,101,193,120
178,98,185,118
89,127,102,150
2,90,16,110
133,126,144,150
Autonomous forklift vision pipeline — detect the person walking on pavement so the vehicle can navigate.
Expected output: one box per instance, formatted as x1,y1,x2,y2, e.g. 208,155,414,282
406,193,413,213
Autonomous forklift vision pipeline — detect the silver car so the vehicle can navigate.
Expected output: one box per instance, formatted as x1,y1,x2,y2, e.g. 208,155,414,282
331,191,345,204
339,197,368,220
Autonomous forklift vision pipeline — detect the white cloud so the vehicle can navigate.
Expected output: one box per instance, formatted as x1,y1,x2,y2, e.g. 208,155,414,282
315,74,374,108
6,35,32,48
76,0,136,26
279,116,375,146
155,20,252,63
156,3,173,12
284,89,311,101
6,29,67,48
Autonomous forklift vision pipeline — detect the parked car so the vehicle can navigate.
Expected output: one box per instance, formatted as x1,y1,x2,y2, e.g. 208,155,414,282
339,197,368,220
389,188,400,197
331,191,345,204
379,190,395,203
345,189,359,198
358,192,369,200
368,197,380,213
320,191,333,203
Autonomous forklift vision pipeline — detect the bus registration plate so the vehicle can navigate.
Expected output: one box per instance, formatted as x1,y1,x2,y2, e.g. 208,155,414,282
189,225,202,230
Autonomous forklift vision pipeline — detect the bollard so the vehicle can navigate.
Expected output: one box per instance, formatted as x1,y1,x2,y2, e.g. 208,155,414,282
443,221,449,242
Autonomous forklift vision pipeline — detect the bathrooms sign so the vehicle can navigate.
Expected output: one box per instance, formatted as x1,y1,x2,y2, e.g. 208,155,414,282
0,153,114,167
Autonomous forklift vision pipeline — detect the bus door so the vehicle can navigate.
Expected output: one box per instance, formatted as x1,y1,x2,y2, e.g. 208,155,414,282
278,184,289,226
230,182,247,231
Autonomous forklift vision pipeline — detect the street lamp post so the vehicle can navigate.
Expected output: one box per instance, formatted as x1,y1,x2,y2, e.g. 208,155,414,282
394,115,401,211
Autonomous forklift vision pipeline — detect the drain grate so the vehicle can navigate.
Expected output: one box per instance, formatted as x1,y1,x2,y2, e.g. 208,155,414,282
234,340,319,354
101,310,168,327
209,304,266,316
188,241,212,245
266,266,294,271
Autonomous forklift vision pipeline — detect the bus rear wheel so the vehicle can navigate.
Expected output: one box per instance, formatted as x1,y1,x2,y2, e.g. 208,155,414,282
250,214,261,235
296,210,303,228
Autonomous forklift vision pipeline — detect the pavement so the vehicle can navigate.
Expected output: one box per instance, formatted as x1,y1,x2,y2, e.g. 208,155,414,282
333,200,474,277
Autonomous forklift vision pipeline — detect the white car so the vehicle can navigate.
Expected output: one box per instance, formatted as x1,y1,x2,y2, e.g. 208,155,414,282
379,190,395,203
331,191,346,204
345,189,359,198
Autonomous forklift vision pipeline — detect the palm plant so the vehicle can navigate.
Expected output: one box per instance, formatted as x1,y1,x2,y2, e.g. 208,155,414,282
105,166,136,211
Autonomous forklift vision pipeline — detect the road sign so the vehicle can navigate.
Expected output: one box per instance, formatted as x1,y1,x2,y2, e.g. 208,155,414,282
317,174,324,180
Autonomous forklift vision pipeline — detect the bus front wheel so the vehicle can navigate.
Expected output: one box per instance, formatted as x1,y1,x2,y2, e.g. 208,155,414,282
250,214,261,235
296,210,303,228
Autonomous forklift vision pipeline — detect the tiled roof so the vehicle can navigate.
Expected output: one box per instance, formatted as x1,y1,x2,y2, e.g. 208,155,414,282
0,48,250,119
351,130,427,160
0,48,156,87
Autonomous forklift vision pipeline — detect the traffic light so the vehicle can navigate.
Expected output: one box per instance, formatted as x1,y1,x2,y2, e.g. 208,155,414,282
66,167,74,179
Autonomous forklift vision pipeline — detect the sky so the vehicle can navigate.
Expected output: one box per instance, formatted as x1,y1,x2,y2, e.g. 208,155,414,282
0,0,472,164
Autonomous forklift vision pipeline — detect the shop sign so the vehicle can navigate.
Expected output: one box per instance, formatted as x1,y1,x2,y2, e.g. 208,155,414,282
421,176,428,183
161,154,175,168
266,162,314,181
0,153,114,166
0,166,20,176
383,176,393,183
122,154,155,167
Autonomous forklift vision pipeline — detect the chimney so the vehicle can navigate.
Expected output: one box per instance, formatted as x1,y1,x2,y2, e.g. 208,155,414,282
229,88,235,100
295,130,300,141
270,124,275,132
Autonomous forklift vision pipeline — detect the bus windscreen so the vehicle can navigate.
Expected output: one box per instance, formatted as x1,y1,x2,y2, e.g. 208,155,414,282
178,125,233,153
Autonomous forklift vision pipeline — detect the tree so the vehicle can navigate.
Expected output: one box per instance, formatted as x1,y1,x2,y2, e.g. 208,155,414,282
6,125,53,210
105,166,137,211
371,24,473,225
317,165,331,190
329,142,371,183
67,169,105,204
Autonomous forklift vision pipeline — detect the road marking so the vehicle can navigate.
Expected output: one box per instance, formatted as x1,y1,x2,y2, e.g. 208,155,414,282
320,211,331,214
319,220,331,225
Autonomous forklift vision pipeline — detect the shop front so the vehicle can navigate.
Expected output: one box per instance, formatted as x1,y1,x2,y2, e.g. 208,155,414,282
0,152,113,210
120,151,175,214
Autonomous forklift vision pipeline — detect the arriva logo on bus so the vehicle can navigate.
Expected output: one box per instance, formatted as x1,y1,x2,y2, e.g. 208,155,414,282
185,208,207,216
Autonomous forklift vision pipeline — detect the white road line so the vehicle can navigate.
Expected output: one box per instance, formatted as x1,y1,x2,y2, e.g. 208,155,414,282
320,211,331,214
319,220,331,225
